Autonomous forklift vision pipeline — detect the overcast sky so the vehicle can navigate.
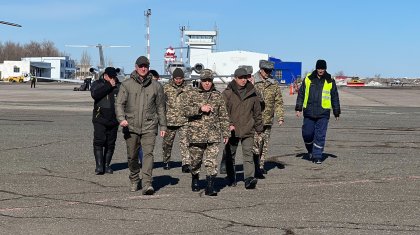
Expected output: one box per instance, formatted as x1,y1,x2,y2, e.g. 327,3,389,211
1,0,419,78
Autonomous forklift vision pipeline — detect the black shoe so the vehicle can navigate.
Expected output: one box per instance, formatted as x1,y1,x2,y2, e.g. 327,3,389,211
255,169,265,179
244,177,258,189
205,175,217,196
261,168,267,174
105,166,113,174
182,164,191,173
163,162,171,170
142,186,155,195
191,174,200,192
226,176,237,187
314,159,322,164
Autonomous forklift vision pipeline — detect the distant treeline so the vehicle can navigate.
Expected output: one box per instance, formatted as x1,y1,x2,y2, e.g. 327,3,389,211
0,40,65,63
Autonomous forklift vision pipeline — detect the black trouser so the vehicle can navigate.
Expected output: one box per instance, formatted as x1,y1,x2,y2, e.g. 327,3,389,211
93,122,118,153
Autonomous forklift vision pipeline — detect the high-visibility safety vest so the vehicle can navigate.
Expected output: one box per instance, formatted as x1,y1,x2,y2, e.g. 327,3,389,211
303,74,332,109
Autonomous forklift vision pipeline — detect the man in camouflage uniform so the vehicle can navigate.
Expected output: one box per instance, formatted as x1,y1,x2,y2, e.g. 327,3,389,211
162,68,193,172
182,69,230,196
252,60,284,177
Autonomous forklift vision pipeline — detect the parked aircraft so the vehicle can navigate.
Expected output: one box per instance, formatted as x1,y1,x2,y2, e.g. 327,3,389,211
162,45,232,84
159,60,233,86
66,43,129,80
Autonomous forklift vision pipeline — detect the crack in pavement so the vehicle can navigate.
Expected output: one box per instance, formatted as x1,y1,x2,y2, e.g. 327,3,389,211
0,140,66,151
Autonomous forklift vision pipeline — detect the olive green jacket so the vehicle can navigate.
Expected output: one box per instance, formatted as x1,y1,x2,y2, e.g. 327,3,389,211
115,71,167,135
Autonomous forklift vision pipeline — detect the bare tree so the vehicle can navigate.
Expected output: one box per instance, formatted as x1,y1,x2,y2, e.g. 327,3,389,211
0,40,63,62
80,50,91,67
24,41,42,57
77,50,92,79
41,41,60,57
106,57,114,67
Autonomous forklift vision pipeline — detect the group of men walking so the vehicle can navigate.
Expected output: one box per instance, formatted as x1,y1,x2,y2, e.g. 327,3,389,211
90,55,341,196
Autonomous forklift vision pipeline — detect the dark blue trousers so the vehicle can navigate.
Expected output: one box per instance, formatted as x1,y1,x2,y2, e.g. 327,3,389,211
302,117,329,159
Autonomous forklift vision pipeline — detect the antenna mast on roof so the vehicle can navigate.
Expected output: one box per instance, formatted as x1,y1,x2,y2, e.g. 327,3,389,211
179,25,186,62
144,9,152,60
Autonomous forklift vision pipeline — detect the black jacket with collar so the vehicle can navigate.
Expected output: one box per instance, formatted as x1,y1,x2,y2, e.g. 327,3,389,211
91,77,120,126
295,71,341,119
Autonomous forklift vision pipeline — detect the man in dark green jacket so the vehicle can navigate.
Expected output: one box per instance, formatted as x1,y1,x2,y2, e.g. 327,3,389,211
222,68,263,189
115,56,167,195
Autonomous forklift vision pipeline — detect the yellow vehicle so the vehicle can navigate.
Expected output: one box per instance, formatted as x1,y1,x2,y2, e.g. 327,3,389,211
7,74,31,83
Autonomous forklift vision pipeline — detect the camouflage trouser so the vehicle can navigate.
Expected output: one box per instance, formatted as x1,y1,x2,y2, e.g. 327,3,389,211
189,143,219,176
252,125,272,169
162,125,190,165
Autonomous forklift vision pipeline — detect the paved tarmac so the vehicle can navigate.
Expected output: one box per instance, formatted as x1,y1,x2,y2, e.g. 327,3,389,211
0,82,419,234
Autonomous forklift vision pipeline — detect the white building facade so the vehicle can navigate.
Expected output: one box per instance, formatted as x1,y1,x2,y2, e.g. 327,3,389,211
185,30,268,78
21,56,76,79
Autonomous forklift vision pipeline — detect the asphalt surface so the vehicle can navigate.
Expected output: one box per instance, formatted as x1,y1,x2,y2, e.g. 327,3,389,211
0,82,419,235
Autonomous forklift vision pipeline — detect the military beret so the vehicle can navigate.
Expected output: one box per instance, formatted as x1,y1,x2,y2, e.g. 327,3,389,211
259,60,274,70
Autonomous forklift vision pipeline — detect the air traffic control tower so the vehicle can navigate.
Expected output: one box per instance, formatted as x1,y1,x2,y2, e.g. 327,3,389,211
184,30,217,72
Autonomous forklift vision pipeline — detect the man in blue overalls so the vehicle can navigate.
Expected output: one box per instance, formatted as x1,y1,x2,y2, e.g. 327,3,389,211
295,60,341,164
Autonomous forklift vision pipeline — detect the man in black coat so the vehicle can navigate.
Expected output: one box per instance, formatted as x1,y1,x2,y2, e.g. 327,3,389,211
91,67,120,174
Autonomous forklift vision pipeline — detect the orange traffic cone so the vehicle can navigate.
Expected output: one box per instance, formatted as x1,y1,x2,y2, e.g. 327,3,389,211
289,84,294,95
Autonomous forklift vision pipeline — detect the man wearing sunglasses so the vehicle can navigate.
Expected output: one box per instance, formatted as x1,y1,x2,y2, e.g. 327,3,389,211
115,56,167,195
252,60,284,178
221,68,263,189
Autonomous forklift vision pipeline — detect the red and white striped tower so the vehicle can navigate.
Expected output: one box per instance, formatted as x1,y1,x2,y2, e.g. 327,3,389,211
164,47,177,75
144,9,151,60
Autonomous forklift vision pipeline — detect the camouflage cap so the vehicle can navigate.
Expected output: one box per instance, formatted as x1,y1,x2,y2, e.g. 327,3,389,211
200,69,214,80
259,60,274,70
238,65,253,75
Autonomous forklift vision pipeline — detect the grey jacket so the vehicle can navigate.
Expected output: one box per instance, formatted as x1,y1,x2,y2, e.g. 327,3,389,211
115,71,167,135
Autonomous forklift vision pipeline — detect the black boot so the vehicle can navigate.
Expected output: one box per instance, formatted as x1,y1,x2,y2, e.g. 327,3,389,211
245,177,258,189
182,164,190,173
205,175,217,196
163,162,171,170
104,148,114,174
219,156,227,174
191,174,200,192
93,146,104,175
226,157,236,187
253,154,265,179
